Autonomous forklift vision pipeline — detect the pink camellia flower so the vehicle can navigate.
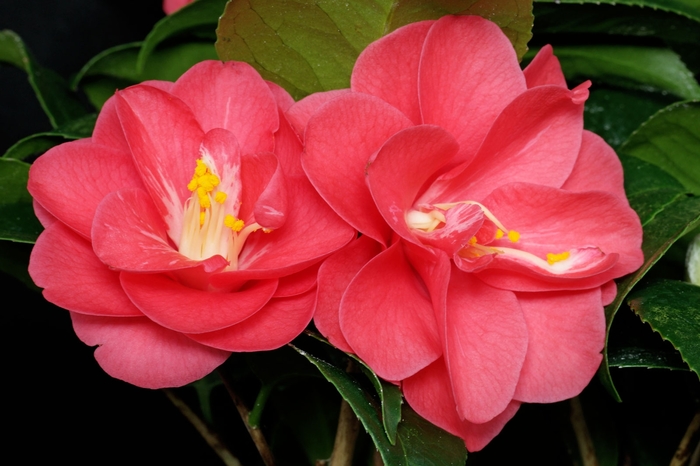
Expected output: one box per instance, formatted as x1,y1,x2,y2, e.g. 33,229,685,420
28,60,354,389
163,0,194,15
299,16,643,450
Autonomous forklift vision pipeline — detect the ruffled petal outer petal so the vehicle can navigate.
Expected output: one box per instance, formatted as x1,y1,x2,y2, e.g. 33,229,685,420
91,95,130,152
601,280,618,305
286,89,352,137
171,60,278,155
28,140,143,238
71,312,230,389
513,287,605,402
444,270,527,423
403,358,521,452
275,109,305,177
32,199,57,229
419,16,526,164
315,235,383,353
340,242,441,380
186,289,316,351
116,85,204,243
477,183,643,291
422,84,588,204
352,21,434,124
523,45,567,89
367,125,462,249
120,272,278,334
92,188,228,273
29,222,143,317
562,130,627,200
266,80,295,112
274,262,321,297
303,93,413,246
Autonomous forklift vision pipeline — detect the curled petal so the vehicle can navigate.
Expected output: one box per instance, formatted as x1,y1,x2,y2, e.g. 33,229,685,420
71,312,230,388
523,45,567,89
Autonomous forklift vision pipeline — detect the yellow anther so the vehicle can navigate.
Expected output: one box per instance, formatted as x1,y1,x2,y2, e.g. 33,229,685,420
187,178,198,192
495,229,504,240
546,251,570,265
194,159,208,176
215,192,227,204
199,211,206,226
469,236,478,245
508,230,520,243
225,215,245,232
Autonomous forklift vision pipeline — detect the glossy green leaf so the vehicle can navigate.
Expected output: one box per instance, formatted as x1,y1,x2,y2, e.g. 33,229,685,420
0,158,42,243
607,346,689,370
216,0,533,100
3,114,97,160
137,0,227,72
550,46,700,100
584,89,676,149
0,30,88,128
629,280,700,377
535,0,700,23
292,346,467,465
619,101,700,196
599,195,700,399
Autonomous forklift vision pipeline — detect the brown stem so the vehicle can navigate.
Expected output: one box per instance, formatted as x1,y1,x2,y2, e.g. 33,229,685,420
670,410,700,466
329,399,361,466
218,369,276,466
570,396,599,466
163,389,242,466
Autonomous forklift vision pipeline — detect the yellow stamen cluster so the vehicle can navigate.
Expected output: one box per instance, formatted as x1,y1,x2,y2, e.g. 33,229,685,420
224,214,245,232
187,159,221,218
546,251,570,265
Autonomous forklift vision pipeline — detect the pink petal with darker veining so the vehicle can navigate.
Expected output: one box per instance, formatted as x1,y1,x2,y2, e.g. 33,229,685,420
315,235,383,353
352,21,434,124
171,60,278,155
513,287,604,402
523,45,567,89
419,16,527,165
186,289,316,351
29,222,142,317
274,262,321,298
120,272,278,334
403,358,521,452
71,312,230,389
303,93,413,246
340,242,441,380
92,188,228,273
287,89,351,137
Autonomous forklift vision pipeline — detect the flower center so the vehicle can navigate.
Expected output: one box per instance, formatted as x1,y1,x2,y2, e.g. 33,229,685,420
178,158,265,270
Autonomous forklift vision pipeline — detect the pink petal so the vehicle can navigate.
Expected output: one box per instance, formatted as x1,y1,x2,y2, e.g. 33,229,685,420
186,289,316,351
477,183,643,290
443,270,527,423
71,312,230,388
286,89,351,137
351,21,434,124
601,280,618,305
513,287,605,402
303,93,412,245
92,95,129,152
523,45,567,89
266,80,295,112
419,16,527,165
238,152,278,224
29,222,142,317
340,242,441,380
163,0,193,15
314,235,383,353
32,199,57,229
275,109,305,177
562,130,627,200
28,140,143,238
116,85,204,243
92,188,228,273
403,358,521,452
274,262,321,298
120,272,278,333
171,60,278,155
252,156,287,230
422,84,587,204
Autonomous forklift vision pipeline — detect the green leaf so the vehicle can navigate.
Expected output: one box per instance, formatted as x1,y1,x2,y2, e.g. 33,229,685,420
0,158,43,243
534,0,700,23
607,346,689,370
619,101,700,196
137,0,228,72
216,0,533,100
3,114,97,160
598,195,700,399
628,280,700,377
584,89,676,149
550,46,700,100
292,346,467,465
0,30,89,128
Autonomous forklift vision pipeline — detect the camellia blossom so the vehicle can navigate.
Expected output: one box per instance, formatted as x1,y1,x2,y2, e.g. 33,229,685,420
299,16,644,450
28,60,354,389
